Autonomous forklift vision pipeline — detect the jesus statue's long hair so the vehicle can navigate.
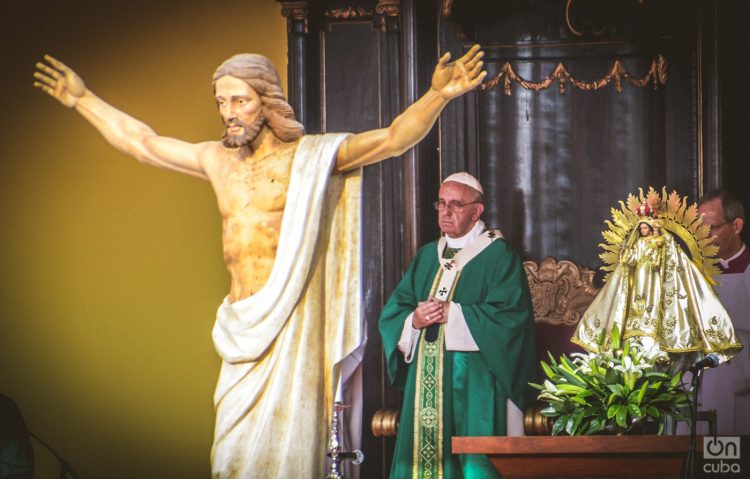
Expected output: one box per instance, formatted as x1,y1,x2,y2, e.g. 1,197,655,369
213,54,305,142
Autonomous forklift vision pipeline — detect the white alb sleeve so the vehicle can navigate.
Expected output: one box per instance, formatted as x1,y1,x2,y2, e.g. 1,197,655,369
397,313,420,363
444,303,479,351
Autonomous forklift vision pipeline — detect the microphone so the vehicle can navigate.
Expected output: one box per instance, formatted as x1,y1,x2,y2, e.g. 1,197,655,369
326,449,364,466
688,353,720,373
340,450,365,465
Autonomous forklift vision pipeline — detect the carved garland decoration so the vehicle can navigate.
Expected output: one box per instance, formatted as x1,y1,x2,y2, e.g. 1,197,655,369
325,7,372,20
481,54,668,96
324,2,400,32
375,0,400,17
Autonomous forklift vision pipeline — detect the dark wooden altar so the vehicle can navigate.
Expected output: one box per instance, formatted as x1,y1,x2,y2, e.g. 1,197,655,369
452,435,691,478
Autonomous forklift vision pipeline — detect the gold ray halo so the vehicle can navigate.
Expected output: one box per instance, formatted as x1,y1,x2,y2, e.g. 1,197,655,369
599,187,721,284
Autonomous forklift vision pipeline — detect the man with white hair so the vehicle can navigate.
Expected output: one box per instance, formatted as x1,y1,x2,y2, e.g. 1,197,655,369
379,172,536,478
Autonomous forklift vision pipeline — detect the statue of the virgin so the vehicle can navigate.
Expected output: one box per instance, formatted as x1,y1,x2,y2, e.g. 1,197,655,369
572,188,742,366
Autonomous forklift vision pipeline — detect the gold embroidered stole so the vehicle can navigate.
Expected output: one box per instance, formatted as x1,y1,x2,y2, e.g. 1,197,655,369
412,266,457,479
412,230,502,478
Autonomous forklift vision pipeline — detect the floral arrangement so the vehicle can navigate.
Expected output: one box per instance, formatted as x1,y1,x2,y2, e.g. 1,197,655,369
530,329,691,435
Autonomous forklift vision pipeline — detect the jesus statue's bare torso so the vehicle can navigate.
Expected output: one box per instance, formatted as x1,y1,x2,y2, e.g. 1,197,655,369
202,140,298,301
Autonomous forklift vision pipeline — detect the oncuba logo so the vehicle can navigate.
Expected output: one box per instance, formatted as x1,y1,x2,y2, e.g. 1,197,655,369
703,436,741,474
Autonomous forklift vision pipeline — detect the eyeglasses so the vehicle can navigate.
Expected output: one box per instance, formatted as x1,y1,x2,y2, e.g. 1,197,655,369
707,221,731,232
432,200,481,212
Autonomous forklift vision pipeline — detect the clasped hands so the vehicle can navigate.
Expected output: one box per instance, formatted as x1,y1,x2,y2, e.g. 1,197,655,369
412,297,449,329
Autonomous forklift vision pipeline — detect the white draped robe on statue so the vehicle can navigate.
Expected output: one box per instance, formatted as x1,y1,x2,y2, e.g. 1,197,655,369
210,133,364,478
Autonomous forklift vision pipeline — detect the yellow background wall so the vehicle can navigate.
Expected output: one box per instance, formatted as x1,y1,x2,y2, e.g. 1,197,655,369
0,1,286,477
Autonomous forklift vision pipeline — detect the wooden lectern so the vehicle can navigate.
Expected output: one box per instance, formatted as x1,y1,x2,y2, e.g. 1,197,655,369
452,435,690,478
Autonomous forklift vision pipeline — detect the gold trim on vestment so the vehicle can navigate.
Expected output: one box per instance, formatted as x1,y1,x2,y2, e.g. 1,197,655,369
412,262,462,478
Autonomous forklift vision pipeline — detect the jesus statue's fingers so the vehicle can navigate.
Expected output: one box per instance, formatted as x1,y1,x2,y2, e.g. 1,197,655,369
43,54,72,74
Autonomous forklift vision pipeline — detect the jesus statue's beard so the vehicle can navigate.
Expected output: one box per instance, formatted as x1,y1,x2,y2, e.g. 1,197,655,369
221,114,268,148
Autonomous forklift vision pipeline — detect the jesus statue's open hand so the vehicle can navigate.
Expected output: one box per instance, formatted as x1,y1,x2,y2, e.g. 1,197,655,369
431,44,487,100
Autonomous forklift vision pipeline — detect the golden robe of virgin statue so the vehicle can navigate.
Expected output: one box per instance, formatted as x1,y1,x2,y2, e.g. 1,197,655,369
572,188,743,365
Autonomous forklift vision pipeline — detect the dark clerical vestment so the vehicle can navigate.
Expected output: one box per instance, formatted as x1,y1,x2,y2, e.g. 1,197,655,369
379,237,536,478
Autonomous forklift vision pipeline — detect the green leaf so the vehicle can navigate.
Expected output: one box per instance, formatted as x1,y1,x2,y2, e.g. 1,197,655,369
636,381,649,405
616,405,628,427
649,380,663,390
564,415,576,435
581,406,599,417
559,357,586,383
557,383,586,393
559,369,588,388
607,384,625,397
547,351,559,367
540,361,555,380
627,403,643,419
669,371,682,388
611,327,621,350
625,373,635,392
576,389,595,399
607,404,620,419
570,411,585,435
605,368,620,384
570,396,590,406
551,415,567,436
653,393,678,403
577,418,591,435
597,329,606,347
537,392,565,403
585,417,605,435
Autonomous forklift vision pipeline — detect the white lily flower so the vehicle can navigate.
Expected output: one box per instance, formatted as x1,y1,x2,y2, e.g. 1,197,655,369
537,392,564,403
613,355,647,378
640,340,669,364
569,352,594,373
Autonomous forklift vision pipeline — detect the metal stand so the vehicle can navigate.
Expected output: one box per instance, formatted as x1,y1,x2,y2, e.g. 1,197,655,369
326,401,364,479
29,431,81,479
682,369,702,479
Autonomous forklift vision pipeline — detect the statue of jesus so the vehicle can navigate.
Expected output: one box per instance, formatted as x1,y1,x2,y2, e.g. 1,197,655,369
34,46,486,478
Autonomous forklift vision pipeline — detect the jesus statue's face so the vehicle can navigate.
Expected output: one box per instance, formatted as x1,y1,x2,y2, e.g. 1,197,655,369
215,75,266,148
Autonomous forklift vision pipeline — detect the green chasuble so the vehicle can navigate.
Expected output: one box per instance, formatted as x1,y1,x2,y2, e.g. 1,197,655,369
379,238,536,479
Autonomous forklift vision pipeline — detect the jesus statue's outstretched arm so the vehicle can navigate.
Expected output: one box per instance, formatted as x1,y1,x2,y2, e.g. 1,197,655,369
335,45,486,172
